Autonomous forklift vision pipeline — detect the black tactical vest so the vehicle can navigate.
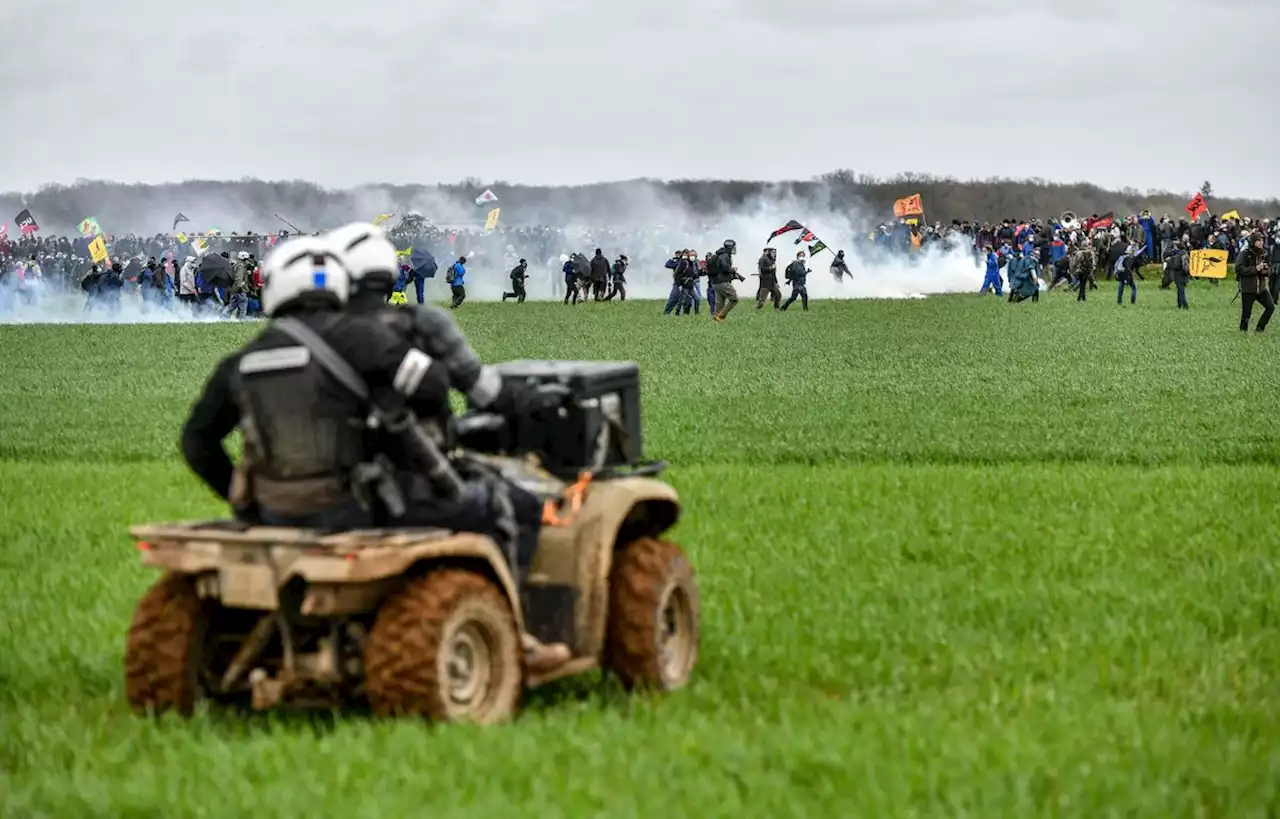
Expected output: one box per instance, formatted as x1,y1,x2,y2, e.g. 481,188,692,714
230,329,367,517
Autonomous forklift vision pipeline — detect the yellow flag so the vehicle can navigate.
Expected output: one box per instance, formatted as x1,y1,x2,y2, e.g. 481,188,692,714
1189,248,1228,279
1220,210,1240,221
395,246,413,257
372,212,394,226
484,207,500,232
176,232,188,244
88,235,109,264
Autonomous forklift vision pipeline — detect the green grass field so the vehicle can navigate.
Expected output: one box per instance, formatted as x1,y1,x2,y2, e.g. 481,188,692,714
2,279,1278,817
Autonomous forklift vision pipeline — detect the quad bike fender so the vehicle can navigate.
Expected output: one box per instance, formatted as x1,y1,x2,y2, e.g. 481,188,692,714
131,523,523,629
528,477,680,657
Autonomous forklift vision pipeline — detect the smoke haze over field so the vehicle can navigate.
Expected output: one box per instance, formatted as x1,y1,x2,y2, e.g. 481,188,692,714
1,0,1277,198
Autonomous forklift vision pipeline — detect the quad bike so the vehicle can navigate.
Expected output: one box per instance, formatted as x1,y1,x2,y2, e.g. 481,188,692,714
124,360,699,724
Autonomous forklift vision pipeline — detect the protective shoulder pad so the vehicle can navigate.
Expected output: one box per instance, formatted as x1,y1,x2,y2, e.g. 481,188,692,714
239,346,310,374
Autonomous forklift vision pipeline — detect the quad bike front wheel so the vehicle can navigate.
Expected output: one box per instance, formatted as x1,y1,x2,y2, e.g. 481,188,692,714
124,572,211,716
605,537,700,691
364,569,523,724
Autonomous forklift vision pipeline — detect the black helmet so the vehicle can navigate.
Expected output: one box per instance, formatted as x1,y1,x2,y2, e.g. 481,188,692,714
723,239,736,252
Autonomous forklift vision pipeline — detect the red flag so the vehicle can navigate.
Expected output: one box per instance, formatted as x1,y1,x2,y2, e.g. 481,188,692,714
1185,192,1208,220
768,220,806,242
1084,212,1114,230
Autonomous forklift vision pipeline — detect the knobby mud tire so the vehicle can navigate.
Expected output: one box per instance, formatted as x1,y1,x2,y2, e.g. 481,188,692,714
604,537,700,691
364,570,522,724
124,572,208,716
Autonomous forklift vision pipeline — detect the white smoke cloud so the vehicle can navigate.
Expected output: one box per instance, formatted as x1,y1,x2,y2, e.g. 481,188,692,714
0,179,985,322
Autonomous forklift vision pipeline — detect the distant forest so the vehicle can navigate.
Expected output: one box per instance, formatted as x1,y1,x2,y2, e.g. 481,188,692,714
2,172,1276,235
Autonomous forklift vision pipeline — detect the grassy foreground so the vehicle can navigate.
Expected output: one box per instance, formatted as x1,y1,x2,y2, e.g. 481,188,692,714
1,280,1278,817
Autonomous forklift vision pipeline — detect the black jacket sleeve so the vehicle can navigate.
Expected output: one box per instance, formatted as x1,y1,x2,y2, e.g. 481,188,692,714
180,353,243,501
344,317,452,418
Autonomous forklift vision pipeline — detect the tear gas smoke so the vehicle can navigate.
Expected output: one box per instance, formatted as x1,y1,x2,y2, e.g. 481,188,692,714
0,178,983,323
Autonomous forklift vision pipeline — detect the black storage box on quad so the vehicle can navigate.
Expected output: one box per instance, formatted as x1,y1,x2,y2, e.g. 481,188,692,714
494,360,643,476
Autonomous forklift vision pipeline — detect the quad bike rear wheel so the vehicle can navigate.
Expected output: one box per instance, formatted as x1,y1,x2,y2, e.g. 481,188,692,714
604,537,699,691
364,569,523,724
124,572,210,716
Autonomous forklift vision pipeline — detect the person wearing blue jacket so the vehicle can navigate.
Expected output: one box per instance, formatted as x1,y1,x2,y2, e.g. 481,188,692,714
446,255,467,309
979,245,1003,295
1006,247,1039,303
1139,210,1157,259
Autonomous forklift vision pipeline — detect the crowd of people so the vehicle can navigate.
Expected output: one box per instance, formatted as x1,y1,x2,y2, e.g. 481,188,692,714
1,209,1275,327
966,211,1280,329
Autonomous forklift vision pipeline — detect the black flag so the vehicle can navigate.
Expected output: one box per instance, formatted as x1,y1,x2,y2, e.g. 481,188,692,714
767,220,805,242
173,212,190,231
15,209,38,235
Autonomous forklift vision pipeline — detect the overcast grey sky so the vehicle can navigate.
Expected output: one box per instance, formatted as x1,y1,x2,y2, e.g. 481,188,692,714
1,0,1276,198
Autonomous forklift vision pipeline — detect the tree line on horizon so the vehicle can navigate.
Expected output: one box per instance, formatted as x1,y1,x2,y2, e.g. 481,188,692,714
2,171,1275,235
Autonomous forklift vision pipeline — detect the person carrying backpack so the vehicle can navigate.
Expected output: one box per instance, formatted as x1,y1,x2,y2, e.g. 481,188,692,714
709,240,744,322
445,256,467,309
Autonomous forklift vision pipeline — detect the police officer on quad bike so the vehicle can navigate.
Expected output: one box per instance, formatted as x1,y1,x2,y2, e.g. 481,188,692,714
179,236,452,533
327,222,574,670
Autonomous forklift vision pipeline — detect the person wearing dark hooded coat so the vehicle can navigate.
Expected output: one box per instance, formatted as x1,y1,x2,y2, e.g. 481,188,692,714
829,250,851,282
755,248,781,309
589,248,609,301
1236,232,1274,332
1163,239,1191,310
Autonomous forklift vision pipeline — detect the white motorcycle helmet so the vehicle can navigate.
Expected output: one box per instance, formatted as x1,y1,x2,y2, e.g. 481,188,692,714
260,236,351,317
328,221,399,292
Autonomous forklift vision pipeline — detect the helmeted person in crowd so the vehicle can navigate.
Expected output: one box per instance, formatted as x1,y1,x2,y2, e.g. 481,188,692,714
604,254,628,301
830,249,851,282
780,250,810,311
709,239,744,323
1163,237,1191,310
755,247,781,309
1236,231,1274,332
503,258,528,303
326,221,572,669
179,236,451,533
589,248,610,301
445,255,467,308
